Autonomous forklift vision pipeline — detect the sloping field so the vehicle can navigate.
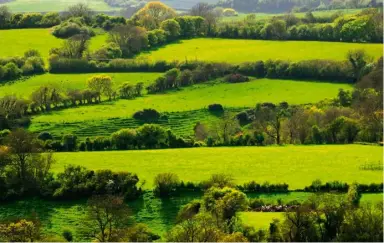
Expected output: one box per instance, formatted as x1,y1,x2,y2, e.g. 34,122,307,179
0,29,106,60
138,38,382,63
51,145,383,189
0,73,162,98
29,78,352,122
0,0,115,12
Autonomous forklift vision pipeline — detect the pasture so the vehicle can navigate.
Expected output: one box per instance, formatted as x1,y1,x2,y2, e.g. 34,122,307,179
27,78,352,136
0,0,115,12
0,73,162,98
0,192,381,241
0,29,106,60
138,38,382,63
51,145,383,189
221,9,363,22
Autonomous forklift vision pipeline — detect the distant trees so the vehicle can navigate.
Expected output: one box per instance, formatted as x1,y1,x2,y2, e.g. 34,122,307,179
132,1,176,30
108,24,148,57
87,75,114,101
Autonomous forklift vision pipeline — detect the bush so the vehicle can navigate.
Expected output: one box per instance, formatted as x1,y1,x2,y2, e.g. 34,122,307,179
133,109,161,121
237,181,289,193
224,73,249,83
153,173,180,197
208,103,224,113
62,229,73,242
37,131,53,141
249,198,266,209
52,19,95,38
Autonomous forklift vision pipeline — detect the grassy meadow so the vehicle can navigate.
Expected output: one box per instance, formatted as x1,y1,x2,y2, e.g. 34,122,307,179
221,9,363,22
50,145,383,189
0,0,116,12
0,29,106,60
0,73,162,98
0,191,381,241
138,38,382,63
27,78,353,137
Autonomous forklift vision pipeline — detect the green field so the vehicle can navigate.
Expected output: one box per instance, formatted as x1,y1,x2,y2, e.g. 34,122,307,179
0,0,116,12
138,38,382,63
0,73,162,98
0,191,381,241
28,78,352,122
221,9,363,22
0,29,106,60
26,78,352,137
50,145,383,189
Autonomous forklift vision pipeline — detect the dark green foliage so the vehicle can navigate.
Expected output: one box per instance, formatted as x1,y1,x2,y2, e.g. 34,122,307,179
207,103,224,113
153,172,180,197
304,180,383,193
52,18,95,39
133,109,160,121
223,73,249,83
62,229,73,242
237,181,289,193
37,132,53,141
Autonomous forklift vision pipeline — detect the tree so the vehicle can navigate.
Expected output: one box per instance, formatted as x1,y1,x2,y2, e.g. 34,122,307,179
347,49,371,82
111,128,136,150
87,75,114,101
0,6,11,27
160,19,181,41
0,219,41,242
87,195,132,242
132,1,176,30
209,112,240,144
254,103,288,144
190,2,219,35
153,172,180,197
347,183,361,207
67,3,92,19
59,33,90,58
109,24,148,57
137,124,167,148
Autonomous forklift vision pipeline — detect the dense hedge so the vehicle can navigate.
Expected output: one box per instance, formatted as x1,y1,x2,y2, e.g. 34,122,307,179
304,180,383,193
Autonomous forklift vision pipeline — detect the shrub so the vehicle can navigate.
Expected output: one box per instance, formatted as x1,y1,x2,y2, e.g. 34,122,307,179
208,103,224,113
133,109,161,121
249,198,266,209
137,124,167,149
37,131,53,141
224,73,250,83
62,229,73,242
153,173,180,197
111,128,137,150
52,20,95,38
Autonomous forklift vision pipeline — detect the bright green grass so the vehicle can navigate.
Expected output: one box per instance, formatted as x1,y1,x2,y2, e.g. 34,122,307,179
239,212,284,229
0,73,162,98
0,192,380,241
138,38,382,63
221,9,363,22
0,29,106,60
0,0,116,12
51,145,383,189
29,78,353,124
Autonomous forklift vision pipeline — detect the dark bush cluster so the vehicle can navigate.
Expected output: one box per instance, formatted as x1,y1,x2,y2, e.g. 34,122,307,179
52,165,142,200
0,11,61,29
133,108,161,121
208,103,224,113
223,73,249,83
0,51,45,83
52,17,95,38
237,181,289,193
304,180,383,193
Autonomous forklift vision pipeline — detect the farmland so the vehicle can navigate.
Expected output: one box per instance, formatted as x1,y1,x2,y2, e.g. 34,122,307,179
0,0,116,12
50,145,383,189
0,192,381,241
138,38,382,63
0,73,162,98
0,29,106,60
27,78,353,137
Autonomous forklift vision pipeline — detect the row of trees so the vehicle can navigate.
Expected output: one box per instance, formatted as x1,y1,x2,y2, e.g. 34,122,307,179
0,7,60,29
215,8,383,42
0,50,45,82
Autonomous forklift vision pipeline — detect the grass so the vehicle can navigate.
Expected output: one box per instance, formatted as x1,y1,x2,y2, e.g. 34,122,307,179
27,78,352,137
138,38,382,63
221,9,363,22
239,212,285,229
0,0,116,12
0,192,381,241
0,29,106,60
50,145,383,189
28,78,353,128
0,73,162,98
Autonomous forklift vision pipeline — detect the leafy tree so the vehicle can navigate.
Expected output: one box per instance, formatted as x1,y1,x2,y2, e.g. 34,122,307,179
109,24,148,57
111,128,136,150
0,219,41,242
137,124,167,148
87,195,132,242
153,172,180,197
347,49,371,82
132,1,176,30
209,112,240,144
160,19,181,41
67,3,92,19
87,75,114,101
